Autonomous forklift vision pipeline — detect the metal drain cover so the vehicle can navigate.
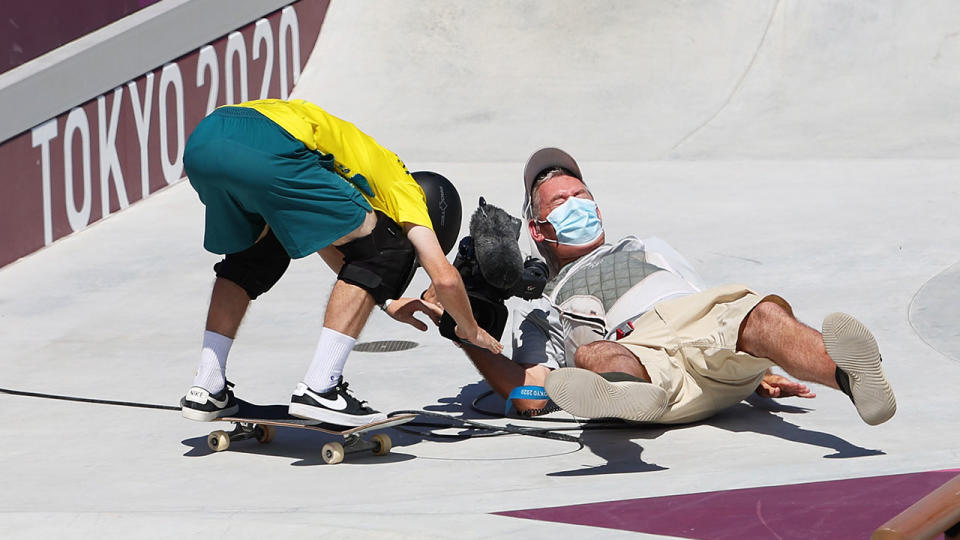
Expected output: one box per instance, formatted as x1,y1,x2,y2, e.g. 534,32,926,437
354,340,419,353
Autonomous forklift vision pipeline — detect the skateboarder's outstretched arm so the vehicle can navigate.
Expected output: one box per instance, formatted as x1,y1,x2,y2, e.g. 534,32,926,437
406,224,503,355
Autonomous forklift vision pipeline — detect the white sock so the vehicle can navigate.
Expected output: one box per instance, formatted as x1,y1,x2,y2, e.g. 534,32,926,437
193,331,233,393
303,327,356,392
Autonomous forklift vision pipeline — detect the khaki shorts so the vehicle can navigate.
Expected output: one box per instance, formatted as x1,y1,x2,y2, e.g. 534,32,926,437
617,284,792,424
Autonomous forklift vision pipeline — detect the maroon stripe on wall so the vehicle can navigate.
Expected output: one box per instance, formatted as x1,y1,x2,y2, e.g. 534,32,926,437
2,0,164,74
0,0,331,269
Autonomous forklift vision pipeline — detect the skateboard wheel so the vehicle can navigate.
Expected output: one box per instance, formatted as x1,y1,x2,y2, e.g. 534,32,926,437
256,425,275,444
208,430,230,452
371,433,392,456
322,442,345,464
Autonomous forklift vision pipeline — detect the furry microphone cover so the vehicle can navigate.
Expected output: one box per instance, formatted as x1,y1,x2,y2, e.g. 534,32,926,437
469,200,524,290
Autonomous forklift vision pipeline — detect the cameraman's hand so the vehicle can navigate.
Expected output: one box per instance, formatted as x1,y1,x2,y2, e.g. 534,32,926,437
455,325,503,355
756,371,816,399
385,297,443,331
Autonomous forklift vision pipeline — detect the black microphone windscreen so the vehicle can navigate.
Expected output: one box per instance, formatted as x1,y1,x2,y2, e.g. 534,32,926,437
470,201,524,289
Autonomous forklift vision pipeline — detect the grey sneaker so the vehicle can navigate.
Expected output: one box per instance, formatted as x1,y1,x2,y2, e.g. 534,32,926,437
544,368,668,422
823,313,896,426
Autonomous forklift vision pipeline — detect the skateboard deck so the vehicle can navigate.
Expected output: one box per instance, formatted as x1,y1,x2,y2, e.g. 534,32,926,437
205,399,415,464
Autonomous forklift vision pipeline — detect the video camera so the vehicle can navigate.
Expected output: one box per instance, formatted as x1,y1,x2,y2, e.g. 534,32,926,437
439,197,549,342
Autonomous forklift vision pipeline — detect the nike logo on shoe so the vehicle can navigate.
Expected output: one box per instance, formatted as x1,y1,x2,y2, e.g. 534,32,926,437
295,383,349,411
289,380,385,425
185,386,228,407
312,392,348,411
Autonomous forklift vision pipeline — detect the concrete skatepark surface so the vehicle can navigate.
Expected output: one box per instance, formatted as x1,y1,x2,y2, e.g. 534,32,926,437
2,1,959,538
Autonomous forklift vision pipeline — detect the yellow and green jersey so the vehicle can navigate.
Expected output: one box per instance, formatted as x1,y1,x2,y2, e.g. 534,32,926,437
233,99,433,230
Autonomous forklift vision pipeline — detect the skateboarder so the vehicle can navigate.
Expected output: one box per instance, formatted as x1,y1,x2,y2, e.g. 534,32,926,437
443,147,895,426
180,99,502,427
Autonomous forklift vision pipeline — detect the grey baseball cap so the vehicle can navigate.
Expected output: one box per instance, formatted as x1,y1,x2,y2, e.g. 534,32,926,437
522,147,584,217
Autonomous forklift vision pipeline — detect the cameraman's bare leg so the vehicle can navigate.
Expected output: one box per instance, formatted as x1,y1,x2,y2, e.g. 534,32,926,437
737,300,839,389
574,341,651,381
738,299,895,425
565,300,837,389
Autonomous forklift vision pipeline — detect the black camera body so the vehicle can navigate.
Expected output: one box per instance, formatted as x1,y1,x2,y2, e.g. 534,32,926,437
439,199,549,342
455,236,549,301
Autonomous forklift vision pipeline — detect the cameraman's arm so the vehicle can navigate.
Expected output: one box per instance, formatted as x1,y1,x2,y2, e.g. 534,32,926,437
420,268,549,409
405,225,503,354
464,300,558,412
462,347,550,412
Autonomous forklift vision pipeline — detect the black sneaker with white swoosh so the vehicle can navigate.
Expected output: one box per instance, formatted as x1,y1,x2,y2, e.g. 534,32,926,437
288,377,387,426
181,382,239,421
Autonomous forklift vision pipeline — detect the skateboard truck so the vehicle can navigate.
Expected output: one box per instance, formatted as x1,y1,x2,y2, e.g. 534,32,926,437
207,422,275,451
203,400,414,464
207,422,393,464
320,432,391,465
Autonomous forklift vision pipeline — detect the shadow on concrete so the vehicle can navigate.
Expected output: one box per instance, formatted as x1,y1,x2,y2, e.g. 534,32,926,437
705,395,886,459
547,424,671,477
402,380,884,476
547,400,883,477
421,380,506,420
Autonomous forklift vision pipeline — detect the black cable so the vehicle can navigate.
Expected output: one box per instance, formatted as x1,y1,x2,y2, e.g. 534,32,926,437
394,423,509,440
0,386,179,411
469,389,503,417
389,409,582,443
0,386,615,441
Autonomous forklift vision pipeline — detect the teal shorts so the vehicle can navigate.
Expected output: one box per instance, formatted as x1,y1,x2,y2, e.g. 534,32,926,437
183,107,372,258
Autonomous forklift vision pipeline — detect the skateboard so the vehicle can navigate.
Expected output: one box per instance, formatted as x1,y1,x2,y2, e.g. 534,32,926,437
205,400,415,464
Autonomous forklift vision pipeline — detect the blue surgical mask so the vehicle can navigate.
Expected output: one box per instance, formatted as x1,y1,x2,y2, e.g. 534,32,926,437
537,197,603,246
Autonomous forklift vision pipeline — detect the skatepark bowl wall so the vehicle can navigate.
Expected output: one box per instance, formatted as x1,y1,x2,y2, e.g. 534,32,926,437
0,0,331,269
1,0,164,74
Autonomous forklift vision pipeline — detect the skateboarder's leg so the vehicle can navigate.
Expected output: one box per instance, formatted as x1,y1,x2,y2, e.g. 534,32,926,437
304,213,383,393
191,227,289,391
205,276,251,339
288,275,387,426
183,226,291,421
190,277,250,392
301,280,377,392
323,280,378,338
181,278,252,421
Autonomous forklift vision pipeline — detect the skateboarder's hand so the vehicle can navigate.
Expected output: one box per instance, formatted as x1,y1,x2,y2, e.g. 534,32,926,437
385,297,443,331
420,285,440,307
756,372,816,399
455,325,504,355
